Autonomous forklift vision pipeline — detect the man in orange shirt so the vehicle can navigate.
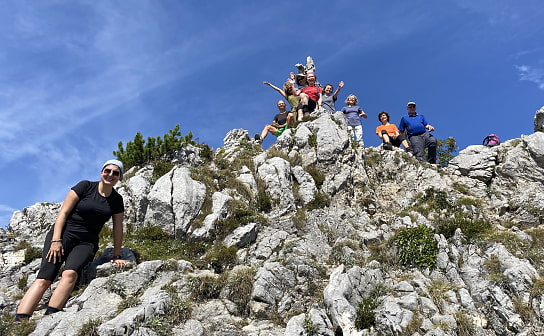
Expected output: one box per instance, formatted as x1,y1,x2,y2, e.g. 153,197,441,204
375,111,411,151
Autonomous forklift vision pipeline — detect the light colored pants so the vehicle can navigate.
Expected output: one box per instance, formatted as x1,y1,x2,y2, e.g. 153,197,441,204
348,125,363,145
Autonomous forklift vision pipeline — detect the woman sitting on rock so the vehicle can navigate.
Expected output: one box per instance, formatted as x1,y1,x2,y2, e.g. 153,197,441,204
15,160,128,321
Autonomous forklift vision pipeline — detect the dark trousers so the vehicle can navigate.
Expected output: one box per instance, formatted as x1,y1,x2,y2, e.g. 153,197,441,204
409,132,437,163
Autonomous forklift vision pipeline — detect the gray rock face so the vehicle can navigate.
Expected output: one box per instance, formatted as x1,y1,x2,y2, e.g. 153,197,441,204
448,145,497,182
534,106,544,132
4,106,544,335
144,167,206,237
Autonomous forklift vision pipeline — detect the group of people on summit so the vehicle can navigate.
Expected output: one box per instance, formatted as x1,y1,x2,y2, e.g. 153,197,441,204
257,60,437,164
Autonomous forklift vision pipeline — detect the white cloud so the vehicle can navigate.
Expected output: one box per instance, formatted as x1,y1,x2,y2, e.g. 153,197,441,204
0,204,17,229
516,65,544,90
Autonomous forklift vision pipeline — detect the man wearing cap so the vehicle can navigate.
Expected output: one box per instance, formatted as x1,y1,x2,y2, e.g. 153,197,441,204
398,102,437,164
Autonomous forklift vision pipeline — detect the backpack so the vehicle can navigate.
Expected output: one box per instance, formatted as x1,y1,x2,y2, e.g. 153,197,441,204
483,134,500,147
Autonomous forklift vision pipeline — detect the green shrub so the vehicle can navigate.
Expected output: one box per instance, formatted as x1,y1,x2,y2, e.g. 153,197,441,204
204,244,238,273
223,268,256,316
15,241,42,264
151,160,175,183
364,150,381,167
435,216,491,242
187,274,227,301
17,275,28,290
123,225,210,262
117,295,141,313
304,314,317,335
307,192,330,210
394,225,438,268
308,134,317,148
113,124,195,170
215,199,267,240
304,164,325,187
436,137,458,167
251,174,273,212
75,318,102,336
355,285,386,330
484,254,507,286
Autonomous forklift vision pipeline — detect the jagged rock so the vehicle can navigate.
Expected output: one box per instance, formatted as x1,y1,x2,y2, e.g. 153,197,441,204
250,262,296,318
144,167,206,237
285,309,334,336
122,167,152,224
5,105,544,335
8,202,62,247
534,106,544,132
223,223,258,248
191,192,232,240
448,145,497,182
291,166,317,205
255,157,295,215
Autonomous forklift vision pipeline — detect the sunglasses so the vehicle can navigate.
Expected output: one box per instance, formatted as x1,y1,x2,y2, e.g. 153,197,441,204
103,168,120,177
408,106,416,108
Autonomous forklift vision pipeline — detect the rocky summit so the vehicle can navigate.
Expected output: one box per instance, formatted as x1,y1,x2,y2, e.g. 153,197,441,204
2,107,544,336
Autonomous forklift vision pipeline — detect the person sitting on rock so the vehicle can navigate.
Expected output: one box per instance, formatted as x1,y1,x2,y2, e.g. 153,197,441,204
263,80,300,127
376,111,411,151
341,94,368,145
255,100,290,144
290,71,323,122
15,160,128,322
322,81,344,114
398,101,436,163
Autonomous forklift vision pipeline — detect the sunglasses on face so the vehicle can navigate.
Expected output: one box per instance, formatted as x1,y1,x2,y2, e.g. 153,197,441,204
103,168,120,177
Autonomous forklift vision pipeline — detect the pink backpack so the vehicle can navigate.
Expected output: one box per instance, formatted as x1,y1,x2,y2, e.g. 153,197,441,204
482,134,500,147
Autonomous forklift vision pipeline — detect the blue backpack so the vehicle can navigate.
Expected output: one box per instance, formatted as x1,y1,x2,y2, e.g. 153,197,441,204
482,134,500,147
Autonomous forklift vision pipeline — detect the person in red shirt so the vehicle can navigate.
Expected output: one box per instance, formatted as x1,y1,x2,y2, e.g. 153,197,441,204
291,72,323,122
375,111,411,151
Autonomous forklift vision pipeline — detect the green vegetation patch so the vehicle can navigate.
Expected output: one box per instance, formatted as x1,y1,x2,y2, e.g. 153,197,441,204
355,284,387,330
394,225,438,268
123,224,210,263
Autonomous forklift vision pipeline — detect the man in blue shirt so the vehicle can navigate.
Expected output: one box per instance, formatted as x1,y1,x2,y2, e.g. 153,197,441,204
398,102,437,164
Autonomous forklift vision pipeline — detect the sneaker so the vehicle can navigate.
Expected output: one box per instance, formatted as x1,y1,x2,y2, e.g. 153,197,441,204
404,146,412,153
383,143,393,150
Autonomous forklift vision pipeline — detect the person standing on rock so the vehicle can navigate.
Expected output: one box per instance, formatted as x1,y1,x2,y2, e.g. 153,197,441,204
321,81,344,114
341,94,368,146
398,102,437,163
376,111,411,151
15,160,128,321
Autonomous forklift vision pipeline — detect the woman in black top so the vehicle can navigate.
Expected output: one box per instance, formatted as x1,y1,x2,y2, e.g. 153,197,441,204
16,160,127,320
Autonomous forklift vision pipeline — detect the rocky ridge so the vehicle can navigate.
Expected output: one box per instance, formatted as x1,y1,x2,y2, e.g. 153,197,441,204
1,107,544,335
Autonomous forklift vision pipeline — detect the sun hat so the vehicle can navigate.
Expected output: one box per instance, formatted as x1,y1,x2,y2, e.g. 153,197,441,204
101,159,124,180
407,101,416,106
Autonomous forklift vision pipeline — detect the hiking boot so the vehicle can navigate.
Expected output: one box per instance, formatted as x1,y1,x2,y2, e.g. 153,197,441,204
383,143,393,150
254,134,261,143
405,146,412,153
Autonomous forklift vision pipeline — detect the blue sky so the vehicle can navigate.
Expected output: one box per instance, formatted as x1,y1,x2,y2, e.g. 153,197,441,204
1,0,543,228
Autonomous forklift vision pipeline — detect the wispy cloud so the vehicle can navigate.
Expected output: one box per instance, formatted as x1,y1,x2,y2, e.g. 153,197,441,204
0,204,17,229
516,65,544,90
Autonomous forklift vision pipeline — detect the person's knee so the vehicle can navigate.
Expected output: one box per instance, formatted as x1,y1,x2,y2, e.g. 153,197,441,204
33,278,53,290
381,130,388,135
61,270,78,284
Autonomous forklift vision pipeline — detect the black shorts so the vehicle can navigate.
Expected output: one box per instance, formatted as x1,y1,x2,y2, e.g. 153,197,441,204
296,97,317,113
37,229,98,281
